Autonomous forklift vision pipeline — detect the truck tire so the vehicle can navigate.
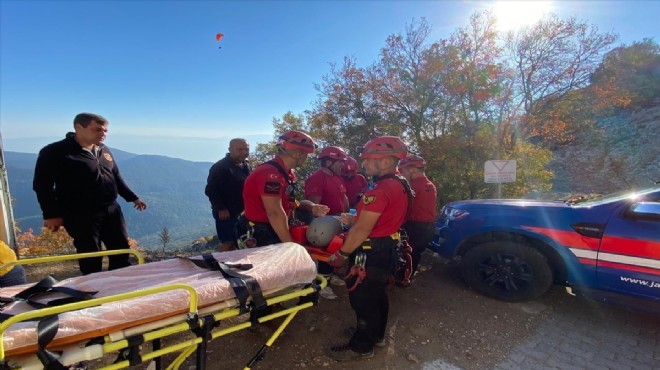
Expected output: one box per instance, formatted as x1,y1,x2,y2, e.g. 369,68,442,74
460,241,553,302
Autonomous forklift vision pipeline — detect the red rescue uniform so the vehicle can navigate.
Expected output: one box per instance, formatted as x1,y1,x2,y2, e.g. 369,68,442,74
243,157,297,223
305,170,347,215
343,174,368,209
407,175,437,222
404,174,438,275
357,174,409,237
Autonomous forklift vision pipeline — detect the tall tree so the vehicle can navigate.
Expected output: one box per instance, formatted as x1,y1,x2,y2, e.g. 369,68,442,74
310,56,391,154
506,15,617,146
446,12,503,135
432,12,548,200
370,18,450,148
508,15,617,116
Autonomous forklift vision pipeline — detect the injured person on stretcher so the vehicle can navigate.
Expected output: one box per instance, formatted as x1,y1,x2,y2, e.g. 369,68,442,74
0,242,323,370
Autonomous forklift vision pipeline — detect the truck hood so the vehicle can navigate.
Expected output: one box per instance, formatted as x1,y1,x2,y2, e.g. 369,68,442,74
448,199,569,208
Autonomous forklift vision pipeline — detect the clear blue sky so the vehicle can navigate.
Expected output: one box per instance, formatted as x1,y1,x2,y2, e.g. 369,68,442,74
1,1,658,162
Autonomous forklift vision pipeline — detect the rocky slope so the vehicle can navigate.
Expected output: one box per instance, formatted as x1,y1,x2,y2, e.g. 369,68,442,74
550,104,660,194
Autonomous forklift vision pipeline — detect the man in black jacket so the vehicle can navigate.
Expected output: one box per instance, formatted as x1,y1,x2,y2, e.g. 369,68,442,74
33,113,147,275
205,138,251,251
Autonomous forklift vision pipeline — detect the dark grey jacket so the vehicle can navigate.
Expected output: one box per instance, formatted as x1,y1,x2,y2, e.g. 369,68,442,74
205,154,251,216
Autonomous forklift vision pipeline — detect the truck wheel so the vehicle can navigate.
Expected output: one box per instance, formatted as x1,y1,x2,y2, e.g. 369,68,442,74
460,241,552,302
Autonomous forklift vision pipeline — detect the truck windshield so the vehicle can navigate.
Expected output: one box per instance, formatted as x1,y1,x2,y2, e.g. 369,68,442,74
571,187,660,206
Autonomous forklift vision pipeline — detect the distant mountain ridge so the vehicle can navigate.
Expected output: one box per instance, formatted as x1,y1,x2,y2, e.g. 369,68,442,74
5,148,216,249
8,103,657,249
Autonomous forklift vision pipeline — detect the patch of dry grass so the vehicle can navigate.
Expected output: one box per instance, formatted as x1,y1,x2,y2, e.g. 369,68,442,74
23,261,81,282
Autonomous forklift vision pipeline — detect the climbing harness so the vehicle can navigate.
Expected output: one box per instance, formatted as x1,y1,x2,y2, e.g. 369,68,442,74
344,251,367,292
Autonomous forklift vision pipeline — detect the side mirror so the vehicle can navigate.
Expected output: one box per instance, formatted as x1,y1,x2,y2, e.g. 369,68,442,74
627,202,660,221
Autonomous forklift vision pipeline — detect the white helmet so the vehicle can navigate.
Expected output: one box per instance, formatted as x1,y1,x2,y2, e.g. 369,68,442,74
306,216,343,248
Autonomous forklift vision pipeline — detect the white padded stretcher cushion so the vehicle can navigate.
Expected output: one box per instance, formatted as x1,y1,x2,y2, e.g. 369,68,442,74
0,242,317,353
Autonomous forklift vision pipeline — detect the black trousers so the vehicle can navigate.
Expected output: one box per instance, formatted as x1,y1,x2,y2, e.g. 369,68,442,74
235,215,282,248
63,202,131,275
347,237,396,353
404,221,435,273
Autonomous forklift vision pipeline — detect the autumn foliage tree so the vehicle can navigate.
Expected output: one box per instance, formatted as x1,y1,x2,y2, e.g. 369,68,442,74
506,15,617,148
305,13,567,202
15,226,142,258
370,18,448,147
309,56,393,155
15,227,76,256
258,11,652,203
589,38,660,112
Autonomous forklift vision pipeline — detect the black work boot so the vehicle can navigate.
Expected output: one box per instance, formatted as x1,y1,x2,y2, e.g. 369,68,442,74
325,343,374,362
343,326,386,347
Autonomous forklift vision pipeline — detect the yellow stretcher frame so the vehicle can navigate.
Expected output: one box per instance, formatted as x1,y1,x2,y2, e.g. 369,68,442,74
3,249,145,269
0,249,326,370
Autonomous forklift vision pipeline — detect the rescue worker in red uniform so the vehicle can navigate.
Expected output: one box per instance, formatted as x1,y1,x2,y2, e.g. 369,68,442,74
305,146,350,299
326,136,409,361
342,156,368,209
305,146,349,215
398,155,438,275
240,130,329,247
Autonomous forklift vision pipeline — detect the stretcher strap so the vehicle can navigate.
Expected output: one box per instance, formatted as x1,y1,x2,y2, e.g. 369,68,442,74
0,298,70,368
35,315,66,370
0,276,99,324
212,258,267,311
188,256,248,311
0,277,97,368
189,255,267,312
10,275,98,310
14,276,64,299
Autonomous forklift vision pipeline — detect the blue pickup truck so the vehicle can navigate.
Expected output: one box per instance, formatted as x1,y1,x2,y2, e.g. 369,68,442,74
431,186,660,305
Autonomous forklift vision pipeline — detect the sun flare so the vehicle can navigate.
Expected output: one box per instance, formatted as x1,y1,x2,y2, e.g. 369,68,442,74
492,1,555,32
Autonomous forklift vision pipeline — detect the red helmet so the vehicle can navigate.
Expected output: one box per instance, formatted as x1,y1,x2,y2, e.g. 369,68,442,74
342,156,359,175
317,146,347,161
358,136,407,160
276,130,317,154
398,155,426,169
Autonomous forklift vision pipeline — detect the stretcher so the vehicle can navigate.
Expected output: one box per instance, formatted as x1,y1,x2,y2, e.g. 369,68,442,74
0,243,324,370
292,224,414,287
290,225,341,263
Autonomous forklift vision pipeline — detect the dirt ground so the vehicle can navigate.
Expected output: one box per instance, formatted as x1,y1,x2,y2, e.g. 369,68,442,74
19,247,660,370
22,251,563,370
154,251,560,370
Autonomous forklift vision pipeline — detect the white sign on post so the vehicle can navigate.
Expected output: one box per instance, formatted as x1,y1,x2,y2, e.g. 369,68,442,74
484,160,516,183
